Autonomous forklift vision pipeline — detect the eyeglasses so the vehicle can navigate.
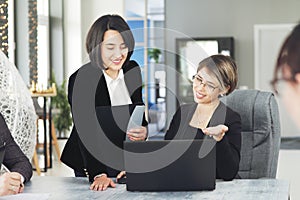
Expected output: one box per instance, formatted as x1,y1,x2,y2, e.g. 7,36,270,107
271,77,295,96
192,75,218,92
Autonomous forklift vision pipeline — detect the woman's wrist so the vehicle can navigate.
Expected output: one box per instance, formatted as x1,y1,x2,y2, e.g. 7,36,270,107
213,134,224,142
94,173,107,181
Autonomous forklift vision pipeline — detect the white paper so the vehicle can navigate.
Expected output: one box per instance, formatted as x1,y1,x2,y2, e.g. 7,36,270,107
126,105,145,141
0,193,50,200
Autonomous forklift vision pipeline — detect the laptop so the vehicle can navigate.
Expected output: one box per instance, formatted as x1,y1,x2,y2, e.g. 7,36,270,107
124,139,216,191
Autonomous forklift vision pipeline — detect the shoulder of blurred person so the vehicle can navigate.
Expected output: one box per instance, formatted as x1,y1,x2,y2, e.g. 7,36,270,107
272,23,300,127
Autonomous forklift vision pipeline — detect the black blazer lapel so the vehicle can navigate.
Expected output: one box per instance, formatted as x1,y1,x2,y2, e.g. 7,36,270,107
123,61,142,103
209,102,227,127
95,71,111,106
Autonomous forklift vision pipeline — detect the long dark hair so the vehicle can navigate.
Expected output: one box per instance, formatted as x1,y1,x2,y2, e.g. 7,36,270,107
86,14,135,69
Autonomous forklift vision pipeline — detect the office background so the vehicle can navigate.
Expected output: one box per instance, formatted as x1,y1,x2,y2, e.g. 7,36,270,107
11,0,300,136
3,0,300,199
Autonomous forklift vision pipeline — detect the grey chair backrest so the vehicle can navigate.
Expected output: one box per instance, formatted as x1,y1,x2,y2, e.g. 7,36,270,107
221,89,281,178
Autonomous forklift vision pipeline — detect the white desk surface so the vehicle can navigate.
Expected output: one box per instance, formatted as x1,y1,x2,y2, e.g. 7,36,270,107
21,176,289,200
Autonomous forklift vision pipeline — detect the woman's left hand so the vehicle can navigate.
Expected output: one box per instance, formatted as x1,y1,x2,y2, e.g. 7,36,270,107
127,126,147,141
202,125,228,142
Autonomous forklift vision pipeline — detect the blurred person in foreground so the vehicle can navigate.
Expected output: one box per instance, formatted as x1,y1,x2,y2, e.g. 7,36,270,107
271,23,300,128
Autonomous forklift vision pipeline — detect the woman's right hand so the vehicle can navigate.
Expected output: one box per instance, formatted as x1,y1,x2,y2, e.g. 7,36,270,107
90,174,116,191
0,172,23,196
127,126,147,141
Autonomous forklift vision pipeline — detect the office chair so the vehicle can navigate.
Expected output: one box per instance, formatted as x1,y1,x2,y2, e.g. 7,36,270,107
221,89,281,178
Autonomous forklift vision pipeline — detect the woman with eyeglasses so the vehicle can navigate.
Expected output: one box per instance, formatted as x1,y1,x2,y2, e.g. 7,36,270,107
271,23,300,128
165,54,241,181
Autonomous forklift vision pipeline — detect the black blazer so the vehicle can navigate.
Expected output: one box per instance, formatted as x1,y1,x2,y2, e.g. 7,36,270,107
0,113,32,182
61,60,147,182
164,102,241,181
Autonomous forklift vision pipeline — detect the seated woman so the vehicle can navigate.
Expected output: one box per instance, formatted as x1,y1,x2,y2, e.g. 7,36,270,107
165,54,241,181
0,112,33,196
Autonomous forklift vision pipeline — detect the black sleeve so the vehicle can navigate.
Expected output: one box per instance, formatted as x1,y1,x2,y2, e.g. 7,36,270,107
67,71,77,106
126,60,144,103
61,70,86,174
216,111,241,181
65,70,108,181
126,60,148,126
0,114,32,182
77,139,108,183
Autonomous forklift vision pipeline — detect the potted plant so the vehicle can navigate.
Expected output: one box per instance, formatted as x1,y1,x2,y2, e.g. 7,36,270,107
51,74,72,138
148,48,161,63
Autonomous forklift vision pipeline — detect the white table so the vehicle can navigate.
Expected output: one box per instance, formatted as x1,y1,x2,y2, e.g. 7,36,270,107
22,176,290,200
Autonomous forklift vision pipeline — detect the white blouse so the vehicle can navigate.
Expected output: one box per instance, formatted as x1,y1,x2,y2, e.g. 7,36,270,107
102,69,132,106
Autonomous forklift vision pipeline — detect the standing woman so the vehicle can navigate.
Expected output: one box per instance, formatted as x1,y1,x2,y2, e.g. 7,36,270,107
61,14,147,191
271,23,300,128
165,55,241,181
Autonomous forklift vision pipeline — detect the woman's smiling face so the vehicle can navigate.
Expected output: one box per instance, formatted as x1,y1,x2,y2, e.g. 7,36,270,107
192,67,222,105
101,30,128,75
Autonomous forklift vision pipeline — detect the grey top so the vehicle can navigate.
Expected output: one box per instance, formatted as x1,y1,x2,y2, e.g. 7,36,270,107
24,177,289,200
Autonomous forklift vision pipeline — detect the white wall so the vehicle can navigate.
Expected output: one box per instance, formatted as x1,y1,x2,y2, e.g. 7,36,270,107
80,0,124,64
50,0,64,84
15,0,29,84
63,0,124,78
63,0,82,78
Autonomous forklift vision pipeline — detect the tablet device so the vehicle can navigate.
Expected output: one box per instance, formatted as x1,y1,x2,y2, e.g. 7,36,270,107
126,105,145,141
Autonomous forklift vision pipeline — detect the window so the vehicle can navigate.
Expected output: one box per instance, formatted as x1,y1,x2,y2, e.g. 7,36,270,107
7,0,14,62
176,37,234,104
37,0,49,89
125,0,167,135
